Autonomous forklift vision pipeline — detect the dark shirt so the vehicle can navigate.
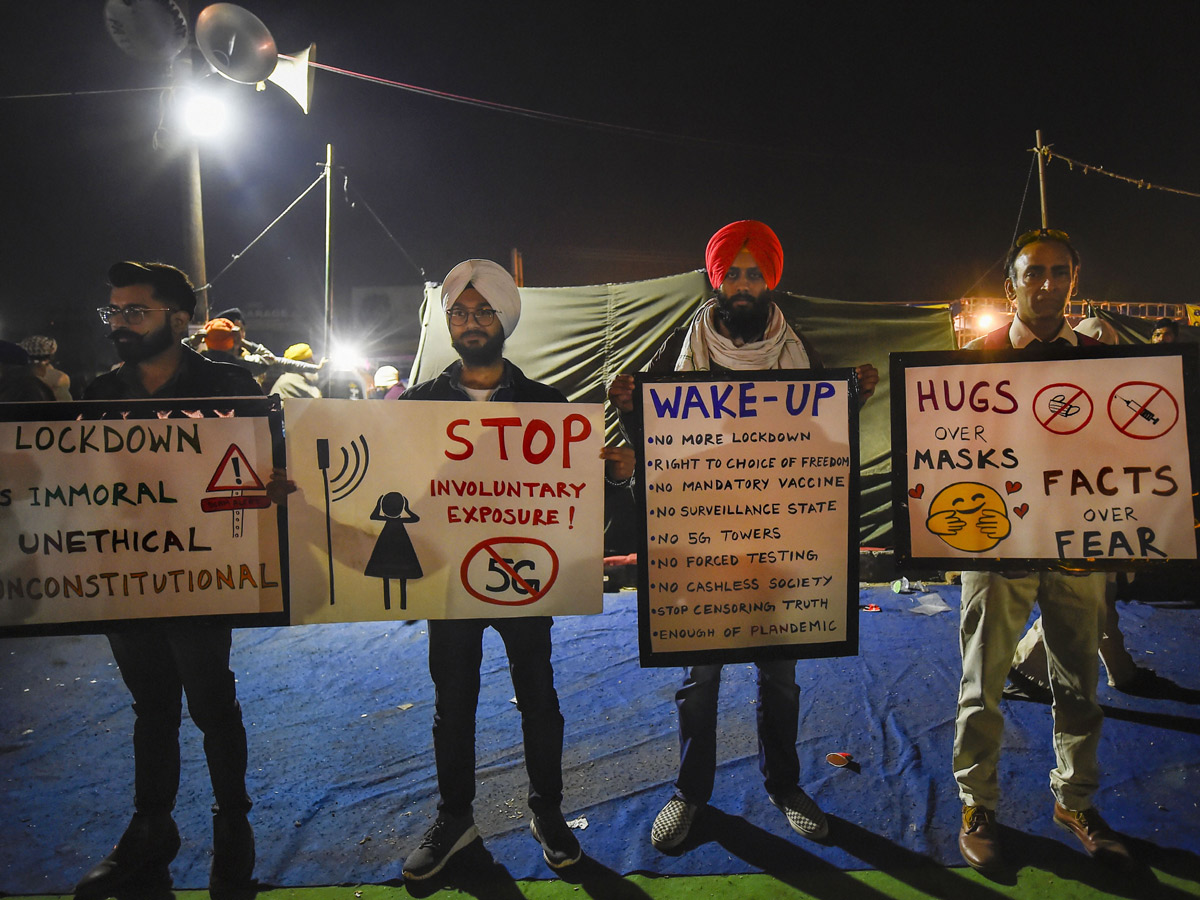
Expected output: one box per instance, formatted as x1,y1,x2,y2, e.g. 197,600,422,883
399,359,565,404
0,368,56,402
84,346,263,401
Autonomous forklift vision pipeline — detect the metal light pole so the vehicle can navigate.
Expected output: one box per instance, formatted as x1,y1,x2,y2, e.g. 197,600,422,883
182,138,210,322
322,143,335,355
176,1,209,321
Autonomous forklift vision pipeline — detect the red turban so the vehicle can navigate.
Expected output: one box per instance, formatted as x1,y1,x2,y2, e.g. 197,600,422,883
705,220,783,289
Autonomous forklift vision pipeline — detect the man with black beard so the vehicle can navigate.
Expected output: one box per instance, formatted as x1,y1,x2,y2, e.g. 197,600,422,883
76,262,266,896
608,220,878,851
396,260,584,881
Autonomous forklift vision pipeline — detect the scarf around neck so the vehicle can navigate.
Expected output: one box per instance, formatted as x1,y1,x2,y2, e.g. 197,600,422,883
674,298,811,372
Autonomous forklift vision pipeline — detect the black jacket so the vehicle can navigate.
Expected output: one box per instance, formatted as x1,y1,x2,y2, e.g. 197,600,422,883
399,359,565,404
84,347,263,400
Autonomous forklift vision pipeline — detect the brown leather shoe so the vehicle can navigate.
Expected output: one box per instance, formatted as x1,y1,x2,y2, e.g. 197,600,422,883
958,805,1004,871
1053,803,1133,862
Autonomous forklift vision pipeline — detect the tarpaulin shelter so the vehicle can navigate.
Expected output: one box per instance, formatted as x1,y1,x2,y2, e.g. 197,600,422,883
409,270,955,544
1089,306,1200,344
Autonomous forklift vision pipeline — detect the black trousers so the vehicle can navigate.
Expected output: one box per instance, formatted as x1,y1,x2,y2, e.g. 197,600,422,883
107,624,251,816
428,617,564,818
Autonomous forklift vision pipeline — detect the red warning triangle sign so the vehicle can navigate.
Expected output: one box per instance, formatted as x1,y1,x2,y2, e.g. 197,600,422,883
207,444,265,491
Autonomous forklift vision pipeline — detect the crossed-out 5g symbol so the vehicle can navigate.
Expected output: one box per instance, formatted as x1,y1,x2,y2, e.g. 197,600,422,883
461,537,560,606
487,555,540,595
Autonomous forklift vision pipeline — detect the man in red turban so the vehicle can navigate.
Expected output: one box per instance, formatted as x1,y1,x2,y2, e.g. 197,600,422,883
705,219,784,290
608,222,878,851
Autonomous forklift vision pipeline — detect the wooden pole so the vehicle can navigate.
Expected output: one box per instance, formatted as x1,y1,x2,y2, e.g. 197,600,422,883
511,248,524,286
1035,129,1049,229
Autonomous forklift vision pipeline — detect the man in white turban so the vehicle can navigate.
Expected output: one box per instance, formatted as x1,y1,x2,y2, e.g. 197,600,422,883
439,258,522,339
396,260,584,880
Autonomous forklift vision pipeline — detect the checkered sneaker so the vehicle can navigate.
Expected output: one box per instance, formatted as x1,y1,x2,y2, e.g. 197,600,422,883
650,797,699,850
770,788,829,840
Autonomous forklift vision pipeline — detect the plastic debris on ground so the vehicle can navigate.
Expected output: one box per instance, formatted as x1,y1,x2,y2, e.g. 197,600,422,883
908,591,951,616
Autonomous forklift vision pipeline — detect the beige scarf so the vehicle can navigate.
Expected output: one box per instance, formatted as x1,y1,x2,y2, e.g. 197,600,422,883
674,298,811,371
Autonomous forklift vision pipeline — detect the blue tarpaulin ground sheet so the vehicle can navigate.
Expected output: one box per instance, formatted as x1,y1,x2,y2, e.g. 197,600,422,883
2,585,1198,892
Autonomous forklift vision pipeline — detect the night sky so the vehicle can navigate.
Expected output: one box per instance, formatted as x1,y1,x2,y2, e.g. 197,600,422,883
3,1,1198,380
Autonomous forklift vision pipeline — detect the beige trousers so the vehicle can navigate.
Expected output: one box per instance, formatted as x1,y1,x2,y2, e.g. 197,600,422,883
954,570,1106,811
1012,574,1137,688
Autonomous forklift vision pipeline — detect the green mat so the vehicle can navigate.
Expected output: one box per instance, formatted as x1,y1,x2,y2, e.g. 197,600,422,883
14,867,1199,900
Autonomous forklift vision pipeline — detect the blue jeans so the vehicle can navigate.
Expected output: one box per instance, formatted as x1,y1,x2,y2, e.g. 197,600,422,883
675,660,800,804
428,617,564,817
107,625,250,816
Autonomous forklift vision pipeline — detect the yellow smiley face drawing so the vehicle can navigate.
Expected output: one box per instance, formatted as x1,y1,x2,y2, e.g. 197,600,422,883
925,482,1012,552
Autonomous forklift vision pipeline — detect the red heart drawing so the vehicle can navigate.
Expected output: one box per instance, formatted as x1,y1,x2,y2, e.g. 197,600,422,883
1005,481,1022,495
1013,503,1029,518
909,484,924,499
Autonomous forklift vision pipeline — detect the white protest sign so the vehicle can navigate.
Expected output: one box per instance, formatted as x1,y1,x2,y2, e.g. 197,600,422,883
283,399,604,623
894,347,1199,568
636,372,858,666
0,399,286,634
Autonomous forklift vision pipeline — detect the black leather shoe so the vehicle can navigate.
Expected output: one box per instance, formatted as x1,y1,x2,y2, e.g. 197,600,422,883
74,812,179,898
210,811,255,890
1003,667,1052,703
958,805,1004,872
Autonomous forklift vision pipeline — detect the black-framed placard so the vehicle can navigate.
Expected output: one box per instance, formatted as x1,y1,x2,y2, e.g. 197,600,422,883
635,370,859,667
891,343,1200,572
0,396,289,636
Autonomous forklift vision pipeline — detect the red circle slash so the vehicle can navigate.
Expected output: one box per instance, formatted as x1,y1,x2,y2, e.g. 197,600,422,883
1107,381,1179,440
1033,383,1093,435
460,537,559,606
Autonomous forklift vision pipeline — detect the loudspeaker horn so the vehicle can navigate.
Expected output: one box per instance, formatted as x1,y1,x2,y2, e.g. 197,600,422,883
265,43,317,114
195,2,277,84
104,0,189,63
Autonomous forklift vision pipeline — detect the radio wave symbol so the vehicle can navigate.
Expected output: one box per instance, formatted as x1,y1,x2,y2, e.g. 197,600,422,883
330,435,370,502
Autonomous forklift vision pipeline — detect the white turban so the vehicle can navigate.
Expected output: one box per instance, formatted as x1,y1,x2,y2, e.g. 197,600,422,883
440,259,522,337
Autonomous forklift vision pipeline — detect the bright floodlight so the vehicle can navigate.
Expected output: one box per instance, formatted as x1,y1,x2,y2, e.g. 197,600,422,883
181,91,230,137
330,343,368,371
977,313,995,330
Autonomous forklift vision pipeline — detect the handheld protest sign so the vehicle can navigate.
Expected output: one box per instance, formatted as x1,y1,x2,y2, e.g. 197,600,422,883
635,371,859,667
0,397,288,636
891,344,1200,571
283,399,604,623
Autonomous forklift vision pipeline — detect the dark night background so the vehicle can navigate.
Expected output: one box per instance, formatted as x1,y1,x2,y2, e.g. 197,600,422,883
3,1,1198,388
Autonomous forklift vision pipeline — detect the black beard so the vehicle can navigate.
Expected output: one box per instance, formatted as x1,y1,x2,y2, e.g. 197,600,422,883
109,319,176,363
715,290,772,342
452,330,505,367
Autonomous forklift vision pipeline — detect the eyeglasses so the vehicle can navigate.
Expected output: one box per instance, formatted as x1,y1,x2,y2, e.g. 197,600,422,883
1014,227,1071,251
722,266,765,284
97,306,175,325
447,307,497,326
